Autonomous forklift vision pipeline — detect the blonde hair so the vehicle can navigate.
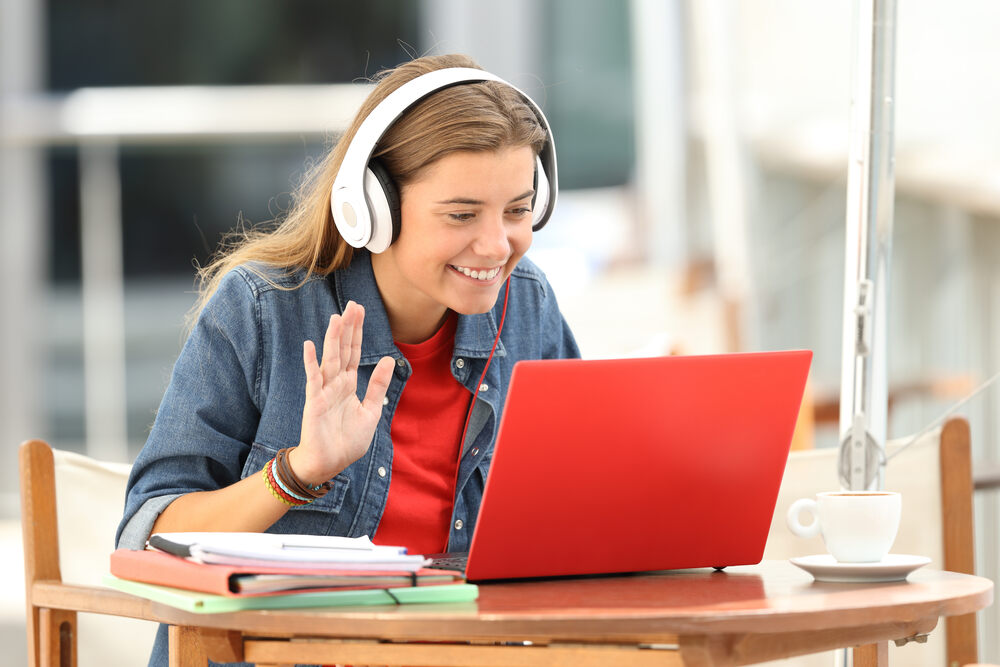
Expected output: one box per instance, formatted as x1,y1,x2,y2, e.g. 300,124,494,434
189,54,549,326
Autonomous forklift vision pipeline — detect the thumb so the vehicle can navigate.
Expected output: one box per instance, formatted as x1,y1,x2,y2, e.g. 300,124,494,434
362,356,396,411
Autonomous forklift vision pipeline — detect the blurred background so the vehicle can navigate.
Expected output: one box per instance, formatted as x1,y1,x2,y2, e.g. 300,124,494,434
2,0,999,661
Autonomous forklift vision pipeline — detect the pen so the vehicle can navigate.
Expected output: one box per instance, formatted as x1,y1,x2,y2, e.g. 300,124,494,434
279,542,376,551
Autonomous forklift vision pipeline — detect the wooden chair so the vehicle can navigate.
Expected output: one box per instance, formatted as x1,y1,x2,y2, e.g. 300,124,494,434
762,416,977,667
20,439,159,667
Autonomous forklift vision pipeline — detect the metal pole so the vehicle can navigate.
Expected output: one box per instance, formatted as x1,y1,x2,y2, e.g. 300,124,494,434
838,0,898,491
690,0,752,352
0,0,47,517
629,0,686,267
80,140,129,462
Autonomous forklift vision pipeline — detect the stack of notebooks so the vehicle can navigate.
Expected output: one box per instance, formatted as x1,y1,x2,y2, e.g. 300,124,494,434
105,532,477,613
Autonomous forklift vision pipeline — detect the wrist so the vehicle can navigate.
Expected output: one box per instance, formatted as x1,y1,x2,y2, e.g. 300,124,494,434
277,447,334,501
286,446,331,487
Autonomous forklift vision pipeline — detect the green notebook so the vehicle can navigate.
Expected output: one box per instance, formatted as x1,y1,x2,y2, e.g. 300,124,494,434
102,574,478,614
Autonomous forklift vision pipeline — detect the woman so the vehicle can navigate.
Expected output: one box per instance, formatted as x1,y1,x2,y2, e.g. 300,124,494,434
117,53,579,664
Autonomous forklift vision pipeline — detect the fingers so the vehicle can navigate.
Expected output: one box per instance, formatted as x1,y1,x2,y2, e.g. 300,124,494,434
316,301,367,382
315,302,368,387
339,302,357,374
363,356,396,412
346,303,365,373
302,340,323,397
330,301,366,374
320,314,343,382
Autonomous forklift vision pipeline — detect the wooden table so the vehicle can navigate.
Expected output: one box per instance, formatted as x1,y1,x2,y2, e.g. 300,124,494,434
39,560,993,667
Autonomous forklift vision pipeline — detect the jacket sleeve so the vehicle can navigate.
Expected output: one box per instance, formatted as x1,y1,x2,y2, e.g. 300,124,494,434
540,285,580,361
513,258,581,361
116,268,263,549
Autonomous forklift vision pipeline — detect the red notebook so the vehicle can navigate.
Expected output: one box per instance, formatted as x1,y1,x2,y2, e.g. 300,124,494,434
110,548,463,597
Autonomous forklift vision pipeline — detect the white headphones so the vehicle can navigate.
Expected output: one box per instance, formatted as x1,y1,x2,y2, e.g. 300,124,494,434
330,67,558,253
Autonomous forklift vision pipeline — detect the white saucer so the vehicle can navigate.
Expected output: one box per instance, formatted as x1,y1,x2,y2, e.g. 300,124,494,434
789,554,932,583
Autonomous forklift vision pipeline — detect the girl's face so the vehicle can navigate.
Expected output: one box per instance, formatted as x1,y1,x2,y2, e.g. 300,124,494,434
370,146,536,344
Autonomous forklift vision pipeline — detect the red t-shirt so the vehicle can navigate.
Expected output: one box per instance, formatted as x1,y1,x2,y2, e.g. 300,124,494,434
372,313,470,555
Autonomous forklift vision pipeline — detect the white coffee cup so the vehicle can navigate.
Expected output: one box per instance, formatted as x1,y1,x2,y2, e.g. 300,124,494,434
786,491,901,563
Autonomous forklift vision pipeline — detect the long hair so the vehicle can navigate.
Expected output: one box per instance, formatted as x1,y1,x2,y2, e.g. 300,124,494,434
188,54,549,325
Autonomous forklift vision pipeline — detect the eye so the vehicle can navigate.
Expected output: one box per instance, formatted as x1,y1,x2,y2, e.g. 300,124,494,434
507,207,532,219
448,212,476,222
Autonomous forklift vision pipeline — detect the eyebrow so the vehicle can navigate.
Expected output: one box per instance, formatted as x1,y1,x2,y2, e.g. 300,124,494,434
435,190,535,206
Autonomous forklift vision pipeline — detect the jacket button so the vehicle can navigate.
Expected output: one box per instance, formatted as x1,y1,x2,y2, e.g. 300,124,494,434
382,396,389,406
479,383,489,392
377,466,387,478
455,358,465,369
454,519,464,530
471,447,480,456
395,358,406,367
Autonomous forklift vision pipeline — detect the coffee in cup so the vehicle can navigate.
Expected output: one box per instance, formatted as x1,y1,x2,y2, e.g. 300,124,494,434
786,491,901,563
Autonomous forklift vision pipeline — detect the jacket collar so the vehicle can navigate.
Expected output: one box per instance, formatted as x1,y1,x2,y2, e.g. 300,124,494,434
332,250,506,366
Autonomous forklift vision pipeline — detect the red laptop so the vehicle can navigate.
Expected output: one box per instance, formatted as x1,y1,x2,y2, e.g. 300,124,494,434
431,350,812,581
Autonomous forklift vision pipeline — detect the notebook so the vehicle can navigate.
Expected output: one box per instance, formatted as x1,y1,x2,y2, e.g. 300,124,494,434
102,573,478,614
430,350,812,581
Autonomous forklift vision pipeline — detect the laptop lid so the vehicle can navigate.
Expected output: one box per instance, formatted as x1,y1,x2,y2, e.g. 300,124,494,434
464,350,812,581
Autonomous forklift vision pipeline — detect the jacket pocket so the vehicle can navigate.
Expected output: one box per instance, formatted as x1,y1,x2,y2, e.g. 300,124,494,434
242,441,351,535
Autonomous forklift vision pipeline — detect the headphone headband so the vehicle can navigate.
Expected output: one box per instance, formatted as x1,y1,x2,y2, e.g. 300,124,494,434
331,67,558,252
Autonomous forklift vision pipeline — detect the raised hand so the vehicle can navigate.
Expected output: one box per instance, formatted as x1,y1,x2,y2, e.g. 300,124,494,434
289,301,396,485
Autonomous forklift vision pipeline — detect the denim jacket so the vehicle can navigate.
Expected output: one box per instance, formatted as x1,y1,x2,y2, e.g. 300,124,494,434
117,251,579,552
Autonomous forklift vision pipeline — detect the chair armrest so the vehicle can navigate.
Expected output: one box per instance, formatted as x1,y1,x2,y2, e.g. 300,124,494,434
31,581,158,621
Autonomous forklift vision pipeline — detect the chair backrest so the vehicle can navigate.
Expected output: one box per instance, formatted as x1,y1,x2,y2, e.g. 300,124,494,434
20,439,157,667
763,417,976,667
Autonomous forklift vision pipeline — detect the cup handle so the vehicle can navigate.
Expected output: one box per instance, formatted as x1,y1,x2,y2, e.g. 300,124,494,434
786,498,821,538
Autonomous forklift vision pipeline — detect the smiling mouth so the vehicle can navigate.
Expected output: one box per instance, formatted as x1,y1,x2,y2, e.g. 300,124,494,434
450,264,503,281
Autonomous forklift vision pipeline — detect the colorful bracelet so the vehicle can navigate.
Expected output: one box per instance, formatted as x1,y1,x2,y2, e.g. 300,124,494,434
276,447,333,499
271,472,315,503
262,461,298,506
269,458,313,503
274,448,318,499
262,459,310,507
267,460,313,505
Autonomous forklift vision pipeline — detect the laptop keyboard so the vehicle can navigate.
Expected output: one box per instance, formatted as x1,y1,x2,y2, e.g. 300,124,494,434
425,553,468,571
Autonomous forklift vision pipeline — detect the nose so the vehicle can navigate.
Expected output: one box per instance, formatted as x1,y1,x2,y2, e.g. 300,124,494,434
472,212,512,261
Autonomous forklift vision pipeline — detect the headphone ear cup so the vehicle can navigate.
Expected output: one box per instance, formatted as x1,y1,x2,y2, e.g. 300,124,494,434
531,154,551,229
362,159,402,253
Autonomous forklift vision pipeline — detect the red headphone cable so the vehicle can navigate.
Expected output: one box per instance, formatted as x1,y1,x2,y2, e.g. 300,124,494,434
456,276,511,468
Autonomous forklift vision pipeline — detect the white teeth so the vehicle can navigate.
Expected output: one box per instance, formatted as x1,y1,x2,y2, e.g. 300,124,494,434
452,265,501,281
